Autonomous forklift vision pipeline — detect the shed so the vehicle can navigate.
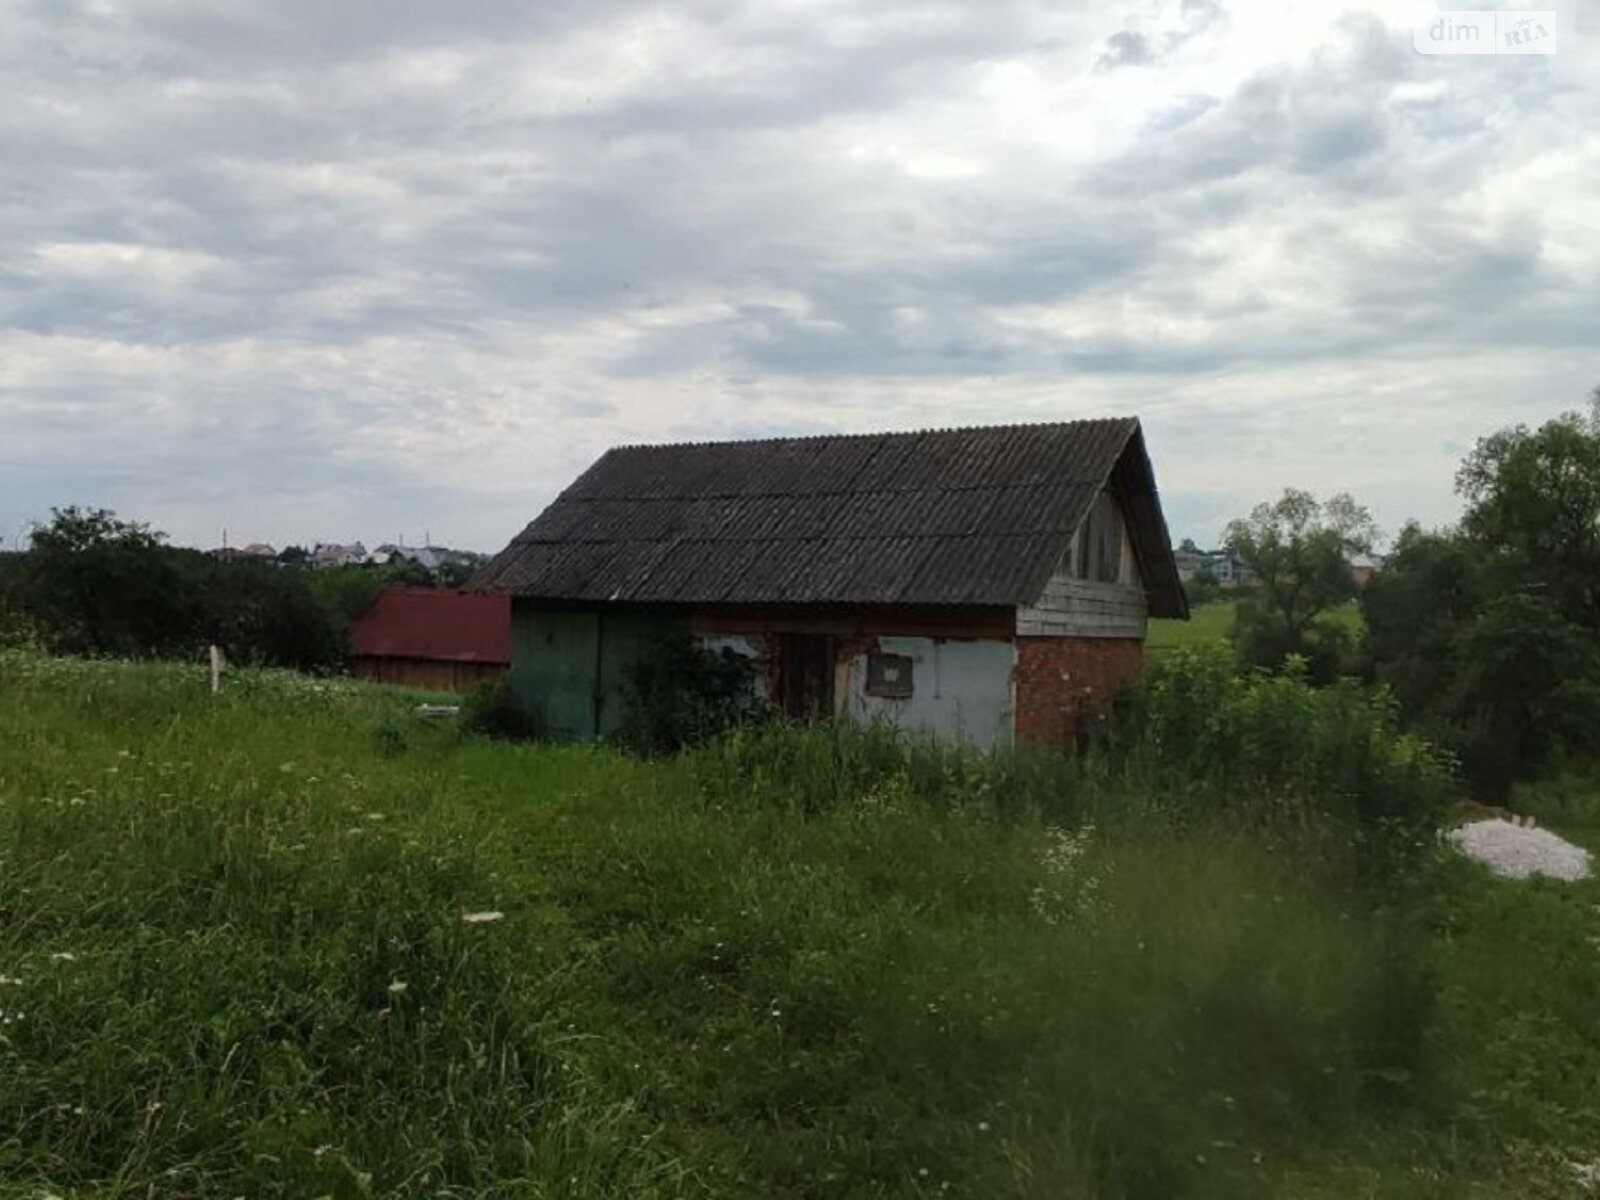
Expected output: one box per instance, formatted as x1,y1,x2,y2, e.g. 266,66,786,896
474,418,1186,747
349,587,510,693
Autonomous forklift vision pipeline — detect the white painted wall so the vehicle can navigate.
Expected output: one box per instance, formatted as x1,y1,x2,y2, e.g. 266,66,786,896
839,636,1015,750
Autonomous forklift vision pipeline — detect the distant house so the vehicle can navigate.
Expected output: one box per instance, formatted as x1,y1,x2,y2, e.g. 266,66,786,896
209,542,276,562
349,587,510,692
475,418,1187,748
1348,553,1382,588
313,541,368,568
1172,541,1206,582
1202,548,1251,587
372,544,481,573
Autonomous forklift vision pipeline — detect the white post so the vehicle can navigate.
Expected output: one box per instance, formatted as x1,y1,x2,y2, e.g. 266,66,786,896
209,644,224,694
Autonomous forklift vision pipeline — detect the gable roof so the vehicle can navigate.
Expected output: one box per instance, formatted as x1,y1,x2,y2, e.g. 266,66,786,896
474,418,1186,618
350,587,510,664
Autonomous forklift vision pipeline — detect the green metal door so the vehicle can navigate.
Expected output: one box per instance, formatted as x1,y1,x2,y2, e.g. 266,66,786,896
509,605,600,741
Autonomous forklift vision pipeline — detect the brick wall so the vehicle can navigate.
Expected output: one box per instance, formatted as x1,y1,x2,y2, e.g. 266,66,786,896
1013,636,1144,747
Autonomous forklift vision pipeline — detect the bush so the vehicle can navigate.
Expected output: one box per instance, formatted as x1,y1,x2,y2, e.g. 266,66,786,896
12,508,345,671
1233,601,1356,684
613,635,764,756
1365,524,1600,798
686,717,1091,823
1119,646,1454,835
461,676,541,741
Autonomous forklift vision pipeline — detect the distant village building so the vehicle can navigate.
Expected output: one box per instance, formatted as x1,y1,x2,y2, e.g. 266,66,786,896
208,541,277,562
1348,553,1382,588
1172,540,1206,582
372,544,478,572
349,588,510,692
1171,541,1250,589
312,541,367,567
475,418,1187,749
1202,548,1251,587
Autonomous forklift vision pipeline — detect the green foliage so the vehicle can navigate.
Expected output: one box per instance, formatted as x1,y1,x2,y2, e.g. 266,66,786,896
0,553,40,650
17,507,343,670
613,634,764,755
1182,569,1228,607
1115,646,1453,850
13,650,1577,1196
1226,490,1374,677
461,675,542,741
303,562,394,628
1364,398,1600,796
1148,598,1237,653
1457,401,1600,636
28,504,166,554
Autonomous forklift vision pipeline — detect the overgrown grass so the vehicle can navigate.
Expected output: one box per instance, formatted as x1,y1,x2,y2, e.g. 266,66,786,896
1,650,1598,1197
1148,599,1365,656
1149,598,1239,652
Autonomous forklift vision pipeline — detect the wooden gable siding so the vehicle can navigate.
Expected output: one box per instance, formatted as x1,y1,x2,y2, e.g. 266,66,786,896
1015,494,1148,639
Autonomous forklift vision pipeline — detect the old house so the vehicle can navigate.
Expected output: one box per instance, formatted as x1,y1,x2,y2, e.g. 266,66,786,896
474,418,1186,748
349,587,510,692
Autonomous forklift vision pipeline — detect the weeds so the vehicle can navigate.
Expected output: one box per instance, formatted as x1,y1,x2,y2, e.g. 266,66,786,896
0,649,1595,1197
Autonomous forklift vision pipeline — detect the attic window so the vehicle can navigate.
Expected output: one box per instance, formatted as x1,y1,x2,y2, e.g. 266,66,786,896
1072,492,1125,584
865,652,914,699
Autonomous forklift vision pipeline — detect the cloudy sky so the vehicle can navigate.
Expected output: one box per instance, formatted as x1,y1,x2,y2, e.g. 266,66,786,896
2,0,1596,553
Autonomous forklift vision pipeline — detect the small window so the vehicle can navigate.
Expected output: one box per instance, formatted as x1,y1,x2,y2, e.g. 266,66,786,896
865,652,913,699
1072,492,1124,584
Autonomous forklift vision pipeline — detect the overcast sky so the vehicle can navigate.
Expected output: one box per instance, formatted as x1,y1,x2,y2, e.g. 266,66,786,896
2,0,1596,553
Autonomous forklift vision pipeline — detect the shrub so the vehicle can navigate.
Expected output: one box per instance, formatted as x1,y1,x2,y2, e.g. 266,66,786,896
613,635,764,756
13,508,345,671
461,676,541,741
1119,645,1454,847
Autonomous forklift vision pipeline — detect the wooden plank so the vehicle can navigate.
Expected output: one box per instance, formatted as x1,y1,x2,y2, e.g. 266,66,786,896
1017,568,1148,638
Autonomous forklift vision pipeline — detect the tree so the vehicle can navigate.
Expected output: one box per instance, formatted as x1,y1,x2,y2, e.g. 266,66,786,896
30,506,164,555
1225,489,1375,677
1456,400,1600,636
20,506,345,670
26,507,190,657
1362,391,1600,796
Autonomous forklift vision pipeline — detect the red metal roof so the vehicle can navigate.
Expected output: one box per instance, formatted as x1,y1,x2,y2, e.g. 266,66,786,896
350,588,510,664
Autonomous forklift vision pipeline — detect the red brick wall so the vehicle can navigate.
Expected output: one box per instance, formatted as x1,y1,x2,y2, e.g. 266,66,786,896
1014,637,1144,747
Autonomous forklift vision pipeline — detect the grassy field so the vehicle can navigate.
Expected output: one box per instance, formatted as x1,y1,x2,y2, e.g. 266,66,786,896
2,652,1598,1197
1149,600,1239,652
1149,598,1366,654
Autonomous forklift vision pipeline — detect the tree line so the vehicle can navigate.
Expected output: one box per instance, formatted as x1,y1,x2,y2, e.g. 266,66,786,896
1222,390,1600,798
0,507,472,672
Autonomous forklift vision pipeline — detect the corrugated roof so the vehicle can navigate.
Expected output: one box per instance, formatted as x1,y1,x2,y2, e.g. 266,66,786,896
474,419,1186,617
350,588,510,664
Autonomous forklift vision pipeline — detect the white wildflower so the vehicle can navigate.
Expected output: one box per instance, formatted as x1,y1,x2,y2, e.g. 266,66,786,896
49,952,76,962
461,911,504,924
387,980,408,995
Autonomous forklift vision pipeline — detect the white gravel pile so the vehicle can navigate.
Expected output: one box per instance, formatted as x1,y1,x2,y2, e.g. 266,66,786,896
1447,819,1593,881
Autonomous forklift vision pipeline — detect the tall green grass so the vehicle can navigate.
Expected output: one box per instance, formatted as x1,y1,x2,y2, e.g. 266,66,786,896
1,650,1596,1197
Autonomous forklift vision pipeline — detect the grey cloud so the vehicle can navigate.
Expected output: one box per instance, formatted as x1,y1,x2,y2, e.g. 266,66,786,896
1097,31,1152,71
1098,0,1229,71
0,0,1595,550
